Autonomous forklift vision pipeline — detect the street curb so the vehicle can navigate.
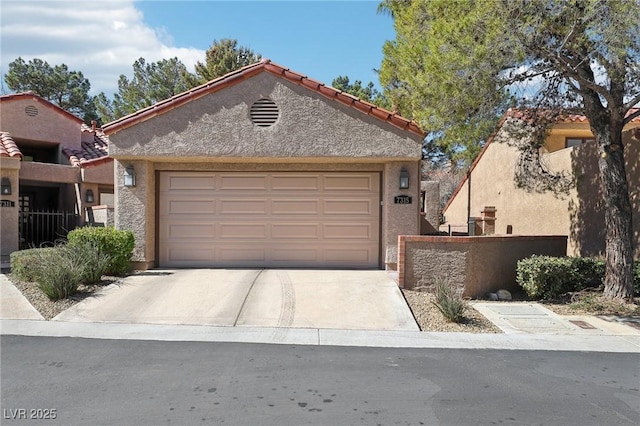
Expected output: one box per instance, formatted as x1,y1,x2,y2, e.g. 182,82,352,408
2,319,639,352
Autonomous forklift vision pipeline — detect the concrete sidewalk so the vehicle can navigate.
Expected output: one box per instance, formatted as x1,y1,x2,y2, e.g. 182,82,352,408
472,301,640,336
0,274,43,320
2,319,639,352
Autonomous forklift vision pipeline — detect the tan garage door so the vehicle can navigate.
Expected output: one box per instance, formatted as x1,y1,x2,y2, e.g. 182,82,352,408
159,172,380,268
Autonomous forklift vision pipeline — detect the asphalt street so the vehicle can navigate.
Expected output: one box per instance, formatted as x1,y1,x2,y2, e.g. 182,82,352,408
2,336,639,425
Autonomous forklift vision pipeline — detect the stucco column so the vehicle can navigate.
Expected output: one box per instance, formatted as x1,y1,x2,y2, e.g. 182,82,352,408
383,161,421,269
115,160,155,269
0,158,21,264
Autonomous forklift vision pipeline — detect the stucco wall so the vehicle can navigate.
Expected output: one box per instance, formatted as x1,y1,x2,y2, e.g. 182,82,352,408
108,73,421,160
0,97,82,148
115,160,156,269
0,158,21,263
420,181,440,234
81,160,114,185
20,162,81,184
399,235,567,297
442,125,639,258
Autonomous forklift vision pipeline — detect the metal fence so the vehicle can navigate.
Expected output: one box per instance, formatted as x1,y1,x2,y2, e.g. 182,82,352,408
19,210,79,249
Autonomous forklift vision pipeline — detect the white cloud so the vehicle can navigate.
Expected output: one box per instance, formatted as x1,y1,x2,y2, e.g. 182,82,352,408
0,0,205,96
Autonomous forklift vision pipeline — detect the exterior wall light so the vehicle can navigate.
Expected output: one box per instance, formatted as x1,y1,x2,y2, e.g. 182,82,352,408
1,177,12,195
399,167,410,189
124,166,136,187
85,189,94,203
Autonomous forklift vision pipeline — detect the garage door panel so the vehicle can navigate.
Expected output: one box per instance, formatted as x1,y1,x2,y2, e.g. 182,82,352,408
220,175,267,190
167,246,215,262
324,199,376,215
271,175,320,190
271,223,320,239
271,248,319,262
167,200,216,214
219,223,267,239
167,224,215,238
219,199,267,214
167,175,215,190
324,248,373,263
218,247,266,262
323,224,374,239
324,174,376,191
159,171,380,268
271,199,319,215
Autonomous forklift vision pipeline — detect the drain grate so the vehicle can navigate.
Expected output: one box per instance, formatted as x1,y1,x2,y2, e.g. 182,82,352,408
569,320,596,329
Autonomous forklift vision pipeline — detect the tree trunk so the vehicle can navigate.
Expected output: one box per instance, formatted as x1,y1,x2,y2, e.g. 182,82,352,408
595,124,635,301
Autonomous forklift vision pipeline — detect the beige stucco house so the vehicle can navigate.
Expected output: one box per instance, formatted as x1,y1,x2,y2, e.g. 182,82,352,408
442,109,640,258
0,93,114,264
103,59,424,270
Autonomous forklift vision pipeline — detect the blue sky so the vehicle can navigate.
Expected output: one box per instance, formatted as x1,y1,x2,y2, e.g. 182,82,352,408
1,1,395,96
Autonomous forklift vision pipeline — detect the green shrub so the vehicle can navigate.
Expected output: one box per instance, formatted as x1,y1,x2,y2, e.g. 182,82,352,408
31,246,85,300
65,241,113,284
432,280,466,323
67,226,134,275
517,256,638,299
571,257,605,290
10,248,59,282
516,255,575,299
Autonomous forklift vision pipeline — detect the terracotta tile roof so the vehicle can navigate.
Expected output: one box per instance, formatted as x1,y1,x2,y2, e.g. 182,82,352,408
62,125,110,167
0,132,22,158
505,108,640,123
0,92,84,124
442,107,640,214
103,59,424,137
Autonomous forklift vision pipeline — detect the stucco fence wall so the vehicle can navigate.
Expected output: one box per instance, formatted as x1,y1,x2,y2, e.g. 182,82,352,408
398,235,568,298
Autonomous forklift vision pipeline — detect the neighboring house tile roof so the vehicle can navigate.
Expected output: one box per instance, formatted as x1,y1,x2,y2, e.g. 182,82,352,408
1,93,111,167
103,59,424,137
505,108,640,124
62,125,110,167
0,92,84,124
442,107,640,213
0,132,22,158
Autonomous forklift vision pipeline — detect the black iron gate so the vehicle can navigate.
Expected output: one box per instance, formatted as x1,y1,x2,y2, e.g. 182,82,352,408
19,210,79,249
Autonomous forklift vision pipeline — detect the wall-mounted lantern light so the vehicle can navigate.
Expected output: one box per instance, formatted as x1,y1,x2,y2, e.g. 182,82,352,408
399,167,410,189
1,177,12,195
85,189,94,203
124,166,136,187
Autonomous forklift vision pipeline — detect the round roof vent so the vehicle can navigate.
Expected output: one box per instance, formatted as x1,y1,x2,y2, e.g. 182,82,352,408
250,98,279,127
25,105,39,117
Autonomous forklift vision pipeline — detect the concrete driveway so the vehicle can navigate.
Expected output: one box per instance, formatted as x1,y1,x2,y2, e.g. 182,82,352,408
53,269,419,331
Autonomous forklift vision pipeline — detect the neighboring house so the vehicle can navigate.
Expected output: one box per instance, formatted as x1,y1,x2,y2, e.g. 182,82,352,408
441,109,640,258
104,59,424,270
0,93,114,264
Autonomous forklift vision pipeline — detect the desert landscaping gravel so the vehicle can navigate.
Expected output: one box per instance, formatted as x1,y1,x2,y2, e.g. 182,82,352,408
10,275,123,320
401,289,502,333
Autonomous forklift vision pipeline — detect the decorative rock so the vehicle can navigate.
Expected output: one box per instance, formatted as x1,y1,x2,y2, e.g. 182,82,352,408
487,292,499,301
496,289,512,301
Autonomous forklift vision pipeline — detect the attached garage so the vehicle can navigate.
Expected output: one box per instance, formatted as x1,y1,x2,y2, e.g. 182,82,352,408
105,59,423,271
159,171,380,268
